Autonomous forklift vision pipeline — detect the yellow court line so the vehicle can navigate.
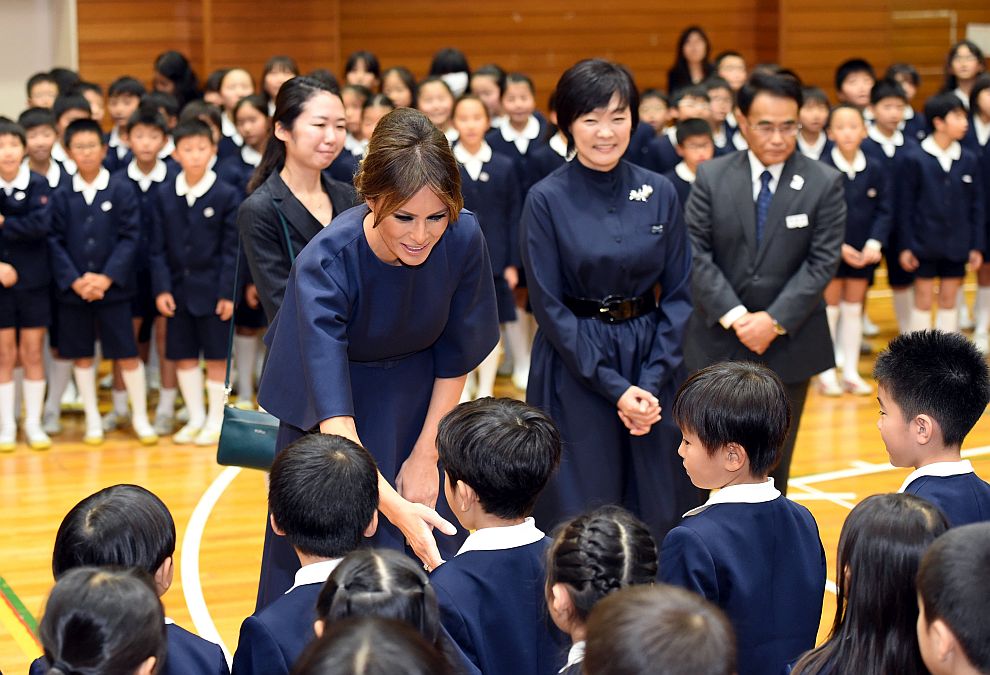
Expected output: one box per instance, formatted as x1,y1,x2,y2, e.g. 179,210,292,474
0,590,42,661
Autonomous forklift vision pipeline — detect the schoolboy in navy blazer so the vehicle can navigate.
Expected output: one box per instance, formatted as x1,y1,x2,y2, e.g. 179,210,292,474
659,362,826,675
875,331,990,529
431,398,566,675
0,164,52,297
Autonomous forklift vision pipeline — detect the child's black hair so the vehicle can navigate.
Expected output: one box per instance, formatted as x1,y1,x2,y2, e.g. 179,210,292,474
924,92,968,128
675,118,714,145
63,118,104,148
429,47,471,76
382,66,417,107
364,93,396,113
52,94,91,124
714,50,744,68
72,81,103,98
316,548,440,645
672,85,710,106
342,83,372,105
870,78,908,105
873,330,990,447
234,94,270,120
143,91,180,120
703,76,732,93
801,86,830,108
0,117,27,147
503,72,535,96
471,64,507,95
835,58,877,91
453,93,489,120
171,118,215,146
108,76,147,99
49,67,81,95
51,484,176,578
640,88,670,106
17,107,57,132
39,567,167,675
885,62,920,88
345,50,381,80
917,522,990,673
26,71,57,98
969,73,990,114
585,585,736,675
203,68,228,95
943,40,986,93
125,104,169,136
154,50,200,108
306,69,341,93
178,100,222,132
268,434,379,559
437,397,562,519
672,361,791,477
416,76,454,99
547,505,658,623
826,102,865,128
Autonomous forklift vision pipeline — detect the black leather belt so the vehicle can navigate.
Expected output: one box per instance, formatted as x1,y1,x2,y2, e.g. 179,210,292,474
563,292,655,324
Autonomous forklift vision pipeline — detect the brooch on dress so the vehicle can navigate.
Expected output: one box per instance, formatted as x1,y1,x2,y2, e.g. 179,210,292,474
628,184,653,202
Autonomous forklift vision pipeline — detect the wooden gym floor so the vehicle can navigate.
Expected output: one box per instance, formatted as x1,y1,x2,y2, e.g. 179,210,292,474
2,282,989,673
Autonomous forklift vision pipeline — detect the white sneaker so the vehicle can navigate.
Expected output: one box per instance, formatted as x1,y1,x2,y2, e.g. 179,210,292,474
975,332,989,355
23,424,52,450
176,406,190,423
960,305,975,331
153,412,175,436
817,369,843,397
0,426,15,452
172,423,202,445
132,419,159,446
83,428,104,446
99,373,114,389
42,409,62,435
843,373,873,396
511,370,528,391
194,427,222,447
102,410,130,432
862,314,880,337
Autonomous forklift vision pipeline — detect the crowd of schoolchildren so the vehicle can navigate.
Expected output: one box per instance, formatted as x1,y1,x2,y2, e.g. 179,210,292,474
3,22,990,675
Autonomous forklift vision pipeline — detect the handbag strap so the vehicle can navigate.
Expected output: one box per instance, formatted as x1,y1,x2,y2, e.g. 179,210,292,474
223,199,298,395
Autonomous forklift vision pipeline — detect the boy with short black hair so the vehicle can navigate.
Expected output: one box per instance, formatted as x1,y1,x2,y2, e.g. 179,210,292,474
18,108,70,190
73,81,105,123
651,85,712,173
797,87,833,160
149,119,238,446
105,76,148,172
26,72,58,110
916,522,990,675
886,62,927,142
231,434,380,675
48,118,156,446
898,94,984,332
663,118,715,208
703,76,736,156
51,93,92,174
835,58,877,109
659,361,826,675
143,92,180,159
874,330,990,526
431,397,565,675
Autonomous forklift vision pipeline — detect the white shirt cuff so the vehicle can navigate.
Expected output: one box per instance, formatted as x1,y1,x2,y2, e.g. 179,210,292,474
864,239,883,252
719,305,748,329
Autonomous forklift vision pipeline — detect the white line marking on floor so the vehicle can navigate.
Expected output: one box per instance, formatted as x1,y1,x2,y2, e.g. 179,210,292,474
790,445,990,487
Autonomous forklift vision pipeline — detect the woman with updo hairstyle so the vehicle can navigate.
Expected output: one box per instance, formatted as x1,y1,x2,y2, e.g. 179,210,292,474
39,567,166,675
546,505,659,674
256,106,500,608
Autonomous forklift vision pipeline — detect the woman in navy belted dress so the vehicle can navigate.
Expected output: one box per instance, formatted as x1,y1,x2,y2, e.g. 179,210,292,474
521,59,703,542
256,107,499,609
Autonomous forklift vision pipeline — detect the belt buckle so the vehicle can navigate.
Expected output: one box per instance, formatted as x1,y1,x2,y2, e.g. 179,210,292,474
599,295,628,323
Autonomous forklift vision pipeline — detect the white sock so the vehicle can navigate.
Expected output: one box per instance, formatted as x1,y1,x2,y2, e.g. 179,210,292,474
460,370,476,403
936,308,960,333
205,380,226,432
156,387,177,418
892,288,913,334
826,304,840,365
45,358,73,416
112,389,129,417
475,342,502,398
12,367,23,419
121,362,151,429
910,308,932,332
957,288,969,316
839,302,864,381
234,334,258,404
22,379,46,430
73,366,101,434
503,317,531,378
975,287,990,334
0,382,14,434
176,367,206,428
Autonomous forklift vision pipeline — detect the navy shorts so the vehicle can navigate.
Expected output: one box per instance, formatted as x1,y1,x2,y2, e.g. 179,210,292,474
234,300,268,330
166,307,228,361
0,287,51,329
915,258,966,280
835,261,877,280
57,300,138,359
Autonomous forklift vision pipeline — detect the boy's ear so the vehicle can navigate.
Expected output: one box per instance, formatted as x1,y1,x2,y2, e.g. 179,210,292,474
455,480,479,512
913,413,937,445
270,513,286,536
928,617,957,665
313,618,325,638
364,511,379,538
674,143,685,158
723,442,747,473
154,556,174,596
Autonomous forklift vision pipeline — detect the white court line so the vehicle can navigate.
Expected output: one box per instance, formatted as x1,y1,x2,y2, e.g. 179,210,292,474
788,492,857,502
790,445,990,487
825,580,838,596
788,482,858,510
181,465,242,666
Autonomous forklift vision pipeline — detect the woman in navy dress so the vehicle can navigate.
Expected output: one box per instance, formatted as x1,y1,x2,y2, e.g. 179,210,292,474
521,59,702,542
256,107,499,609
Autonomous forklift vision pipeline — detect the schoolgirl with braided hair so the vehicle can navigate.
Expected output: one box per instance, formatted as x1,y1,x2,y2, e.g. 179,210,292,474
545,505,659,674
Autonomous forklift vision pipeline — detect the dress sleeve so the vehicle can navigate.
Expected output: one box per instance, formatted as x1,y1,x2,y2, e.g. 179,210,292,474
521,188,631,404
258,240,355,431
431,215,500,378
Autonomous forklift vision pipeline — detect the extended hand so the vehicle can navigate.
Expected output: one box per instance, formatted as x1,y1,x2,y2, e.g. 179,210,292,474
393,500,457,571
396,451,440,510
733,311,777,355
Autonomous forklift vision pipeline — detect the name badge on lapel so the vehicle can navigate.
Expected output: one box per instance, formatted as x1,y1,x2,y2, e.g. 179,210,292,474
203,206,215,218
13,191,26,201
479,171,490,182
651,224,664,235
867,187,877,198
962,175,973,184
789,175,804,191
100,201,113,212
785,213,809,229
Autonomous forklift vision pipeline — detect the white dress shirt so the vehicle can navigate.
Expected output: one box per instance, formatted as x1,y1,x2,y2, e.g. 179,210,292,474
175,170,217,207
72,168,111,206
285,558,343,594
683,478,781,517
897,460,975,494
920,136,961,173
500,115,541,155
455,517,545,556
453,141,493,181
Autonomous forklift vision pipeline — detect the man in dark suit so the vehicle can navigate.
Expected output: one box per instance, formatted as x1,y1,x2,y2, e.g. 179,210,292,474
684,70,846,494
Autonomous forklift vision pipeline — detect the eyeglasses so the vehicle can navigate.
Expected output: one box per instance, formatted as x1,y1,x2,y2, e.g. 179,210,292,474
951,53,979,63
748,121,800,138
68,143,102,153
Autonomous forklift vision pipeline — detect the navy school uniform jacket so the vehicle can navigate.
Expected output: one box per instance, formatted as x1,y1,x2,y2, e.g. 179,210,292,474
455,147,523,275
659,493,826,675
961,116,989,156
486,115,550,194
150,172,239,316
898,138,986,260
30,621,229,675
662,164,694,210
900,462,990,527
902,108,928,144
325,151,359,184
528,137,568,184
431,537,567,675
115,160,175,275
0,166,52,291
821,148,893,249
648,128,681,175
103,129,133,173
623,120,662,171
217,151,256,201
231,582,321,675
48,169,140,304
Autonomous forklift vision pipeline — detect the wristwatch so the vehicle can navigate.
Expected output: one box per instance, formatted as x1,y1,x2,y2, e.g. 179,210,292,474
771,318,787,336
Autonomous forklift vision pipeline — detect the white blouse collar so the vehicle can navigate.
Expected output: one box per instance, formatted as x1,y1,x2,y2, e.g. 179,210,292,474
72,168,111,205
683,478,781,517
175,170,217,206
286,558,342,594
674,161,696,183
456,517,544,556
241,144,263,167
897,460,975,494
0,164,31,194
127,159,168,192
830,147,867,179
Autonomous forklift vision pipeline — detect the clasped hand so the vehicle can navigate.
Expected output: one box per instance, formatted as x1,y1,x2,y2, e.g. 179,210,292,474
617,385,661,436
733,310,778,355
71,272,112,301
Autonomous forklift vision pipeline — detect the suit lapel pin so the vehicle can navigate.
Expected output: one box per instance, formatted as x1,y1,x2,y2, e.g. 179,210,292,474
203,206,216,218
14,191,26,201
479,171,490,182
789,175,804,191
629,184,654,202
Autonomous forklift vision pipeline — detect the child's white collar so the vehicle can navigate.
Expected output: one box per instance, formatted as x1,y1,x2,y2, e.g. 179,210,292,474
0,164,31,194
127,159,168,191
241,144,263,167
221,113,243,146
72,168,111,206
897,460,975,494
453,140,492,164
682,478,781,517
455,517,544,556
558,641,586,673
797,131,827,159
830,147,866,179
868,124,904,152
500,115,541,143
921,136,961,173
285,558,342,594
549,133,569,159
674,161,696,184
175,170,217,206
